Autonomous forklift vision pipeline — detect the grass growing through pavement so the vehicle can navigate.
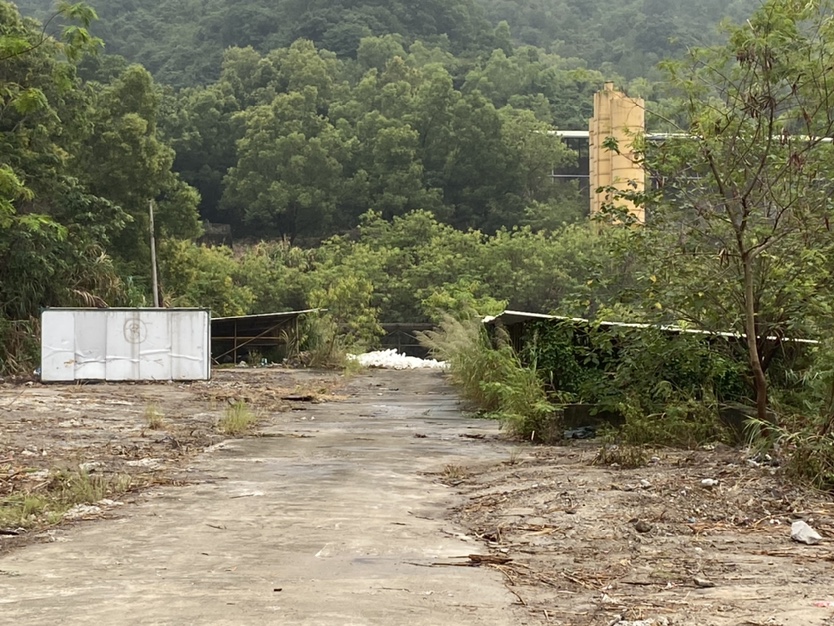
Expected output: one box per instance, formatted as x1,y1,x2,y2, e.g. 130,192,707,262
592,444,649,469
342,355,365,376
144,404,165,430
218,402,259,436
0,470,135,530
442,464,469,480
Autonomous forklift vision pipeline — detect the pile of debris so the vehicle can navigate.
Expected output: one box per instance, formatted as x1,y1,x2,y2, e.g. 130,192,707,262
349,349,447,370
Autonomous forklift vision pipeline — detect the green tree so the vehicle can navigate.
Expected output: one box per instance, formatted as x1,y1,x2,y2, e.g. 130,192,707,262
159,241,254,316
78,65,201,269
309,274,382,349
349,111,442,220
0,0,128,327
236,240,313,313
223,86,351,239
622,0,834,423
161,82,242,222
356,34,406,72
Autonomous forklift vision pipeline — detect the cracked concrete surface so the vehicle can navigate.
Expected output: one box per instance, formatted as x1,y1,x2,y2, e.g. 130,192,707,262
0,370,524,625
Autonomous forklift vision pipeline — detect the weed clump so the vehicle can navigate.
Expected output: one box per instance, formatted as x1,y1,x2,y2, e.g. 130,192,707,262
0,470,134,530
442,464,469,481
144,404,165,430
593,444,649,469
218,402,258,435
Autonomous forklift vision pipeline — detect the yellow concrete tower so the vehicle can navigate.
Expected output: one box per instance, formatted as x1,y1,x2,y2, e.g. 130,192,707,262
589,82,646,222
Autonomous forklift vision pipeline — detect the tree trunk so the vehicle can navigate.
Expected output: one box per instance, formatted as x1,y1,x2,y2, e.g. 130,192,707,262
742,254,769,424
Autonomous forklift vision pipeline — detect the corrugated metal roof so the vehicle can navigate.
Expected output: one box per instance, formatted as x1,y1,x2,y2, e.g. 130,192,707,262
211,309,320,323
549,130,590,139
43,307,209,312
484,310,819,345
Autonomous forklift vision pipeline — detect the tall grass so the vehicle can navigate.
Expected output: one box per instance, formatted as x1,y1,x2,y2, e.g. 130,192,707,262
299,315,347,368
770,345,834,489
218,402,259,435
418,314,558,442
0,318,39,376
297,314,369,370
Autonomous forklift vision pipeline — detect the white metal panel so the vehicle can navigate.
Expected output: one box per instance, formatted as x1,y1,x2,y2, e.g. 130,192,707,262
41,310,76,382
74,310,108,380
105,309,142,381
40,309,210,382
136,310,172,381
170,309,210,380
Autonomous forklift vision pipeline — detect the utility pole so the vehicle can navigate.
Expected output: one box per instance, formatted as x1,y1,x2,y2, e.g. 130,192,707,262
149,199,160,308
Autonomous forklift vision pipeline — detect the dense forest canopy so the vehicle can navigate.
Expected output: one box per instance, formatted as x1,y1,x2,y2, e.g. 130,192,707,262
14,0,498,86
13,0,761,85
480,0,762,78
1,0,624,348
0,0,786,318
167,40,588,237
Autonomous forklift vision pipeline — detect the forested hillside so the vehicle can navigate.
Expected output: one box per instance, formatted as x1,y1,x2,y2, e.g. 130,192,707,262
14,0,760,85
0,0,611,360
0,0,780,338
479,0,761,77
164,40,596,236
9,0,761,237
15,0,498,86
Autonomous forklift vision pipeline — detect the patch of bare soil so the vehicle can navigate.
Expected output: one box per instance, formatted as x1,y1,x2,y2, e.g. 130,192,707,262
0,368,343,550
446,442,834,626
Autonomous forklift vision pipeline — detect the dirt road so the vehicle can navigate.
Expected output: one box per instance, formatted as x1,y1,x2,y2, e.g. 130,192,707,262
0,370,524,625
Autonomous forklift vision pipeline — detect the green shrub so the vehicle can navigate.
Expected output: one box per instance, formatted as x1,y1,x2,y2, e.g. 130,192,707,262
159,241,254,316
616,397,726,448
521,318,752,447
773,343,834,489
